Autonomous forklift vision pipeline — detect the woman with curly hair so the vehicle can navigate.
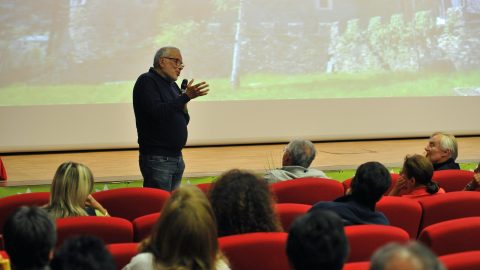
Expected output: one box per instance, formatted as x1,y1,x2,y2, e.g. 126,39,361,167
44,161,108,219
209,169,282,237
123,185,229,270
389,154,445,198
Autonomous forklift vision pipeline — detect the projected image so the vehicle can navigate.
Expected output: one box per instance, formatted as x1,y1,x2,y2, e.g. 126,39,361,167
1,0,480,106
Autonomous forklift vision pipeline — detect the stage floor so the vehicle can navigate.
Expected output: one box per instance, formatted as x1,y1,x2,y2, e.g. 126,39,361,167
1,136,479,186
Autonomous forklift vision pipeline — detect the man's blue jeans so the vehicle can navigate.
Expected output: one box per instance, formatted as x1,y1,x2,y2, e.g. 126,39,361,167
139,154,185,192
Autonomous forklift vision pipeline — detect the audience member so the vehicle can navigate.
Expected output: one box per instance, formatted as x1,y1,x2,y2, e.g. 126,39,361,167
123,186,230,270
44,161,109,219
425,132,460,171
287,210,349,270
310,161,391,225
264,139,327,183
209,169,282,236
389,155,444,198
464,162,480,191
370,242,445,270
3,206,56,270
50,235,115,270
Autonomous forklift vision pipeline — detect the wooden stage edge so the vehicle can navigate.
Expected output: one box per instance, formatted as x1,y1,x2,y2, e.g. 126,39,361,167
1,136,479,187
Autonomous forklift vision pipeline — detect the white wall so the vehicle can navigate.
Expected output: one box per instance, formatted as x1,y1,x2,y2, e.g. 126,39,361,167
1,96,479,153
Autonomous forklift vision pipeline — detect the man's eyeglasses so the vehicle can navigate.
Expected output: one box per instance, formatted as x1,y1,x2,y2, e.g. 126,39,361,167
163,57,184,67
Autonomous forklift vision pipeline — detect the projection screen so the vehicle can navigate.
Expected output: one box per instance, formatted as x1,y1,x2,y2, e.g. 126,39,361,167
1,0,479,152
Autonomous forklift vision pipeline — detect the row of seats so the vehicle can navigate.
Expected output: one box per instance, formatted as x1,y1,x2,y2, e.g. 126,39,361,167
106,226,480,270
2,186,480,241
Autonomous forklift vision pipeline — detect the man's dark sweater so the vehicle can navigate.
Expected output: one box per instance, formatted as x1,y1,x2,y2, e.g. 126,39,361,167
433,158,460,171
133,68,190,157
309,195,389,226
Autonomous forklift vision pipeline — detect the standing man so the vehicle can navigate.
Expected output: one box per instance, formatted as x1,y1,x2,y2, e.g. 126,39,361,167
133,47,209,191
425,132,460,171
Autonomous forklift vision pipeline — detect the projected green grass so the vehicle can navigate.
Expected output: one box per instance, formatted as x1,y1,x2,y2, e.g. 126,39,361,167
1,71,479,106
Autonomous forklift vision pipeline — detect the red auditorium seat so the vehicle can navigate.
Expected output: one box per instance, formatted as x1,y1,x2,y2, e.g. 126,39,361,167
92,187,170,221
274,203,310,231
342,173,399,195
56,216,133,247
132,212,161,242
107,243,139,270
418,217,480,256
417,191,480,232
439,250,480,270
343,261,370,270
432,170,475,192
196,182,212,194
0,192,50,235
376,196,422,239
271,177,344,205
345,224,409,263
219,232,290,270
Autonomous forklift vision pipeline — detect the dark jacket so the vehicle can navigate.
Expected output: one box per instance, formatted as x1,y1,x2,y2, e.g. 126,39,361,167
309,195,389,226
433,158,460,171
133,68,190,156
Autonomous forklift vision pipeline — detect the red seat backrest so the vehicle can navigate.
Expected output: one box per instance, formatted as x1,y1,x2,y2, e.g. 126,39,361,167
219,232,290,270
107,243,139,270
432,170,474,192
376,196,422,239
342,173,399,195
196,183,212,195
56,216,133,247
418,217,480,256
132,212,161,242
0,192,50,234
439,250,480,270
345,224,409,263
92,187,170,221
342,261,370,270
417,191,480,231
271,178,344,205
274,203,310,231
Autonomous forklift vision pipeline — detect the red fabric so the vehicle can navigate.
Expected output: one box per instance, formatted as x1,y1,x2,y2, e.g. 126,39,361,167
439,250,480,270
0,157,7,180
343,261,370,270
274,203,310,231
343,173,399,195
196,183,212,194
376,196,422,239
132,212,161,242
107,243,139,270
56,216,133,247
0,192,50,235
399,186,445,199
345,224,409,262
433,170,475,192
418,217,480,256
219,232,290,270
417,191,480,231
92,187,170,221
271,177,344,205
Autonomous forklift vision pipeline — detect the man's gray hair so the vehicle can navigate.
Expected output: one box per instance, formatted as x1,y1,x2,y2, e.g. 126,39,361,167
370,242,445,270
432,132,458,160
153,47,178,68
285,139,317,168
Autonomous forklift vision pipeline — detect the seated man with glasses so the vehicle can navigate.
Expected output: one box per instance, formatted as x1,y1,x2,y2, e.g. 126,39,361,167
133,46,209,191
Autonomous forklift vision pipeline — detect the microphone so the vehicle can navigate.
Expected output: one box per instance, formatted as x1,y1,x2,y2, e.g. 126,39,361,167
181,79,188,94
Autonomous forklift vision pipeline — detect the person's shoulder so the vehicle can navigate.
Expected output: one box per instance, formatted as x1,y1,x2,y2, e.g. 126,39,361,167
264,169,293,183
122,253,154,270
216,257,231,270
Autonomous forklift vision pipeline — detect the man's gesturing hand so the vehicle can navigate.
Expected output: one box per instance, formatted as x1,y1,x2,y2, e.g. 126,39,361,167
185,79,209,99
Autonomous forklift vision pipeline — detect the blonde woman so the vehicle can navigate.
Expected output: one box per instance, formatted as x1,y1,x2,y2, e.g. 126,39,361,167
44,161,108,219
123,186,229,270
